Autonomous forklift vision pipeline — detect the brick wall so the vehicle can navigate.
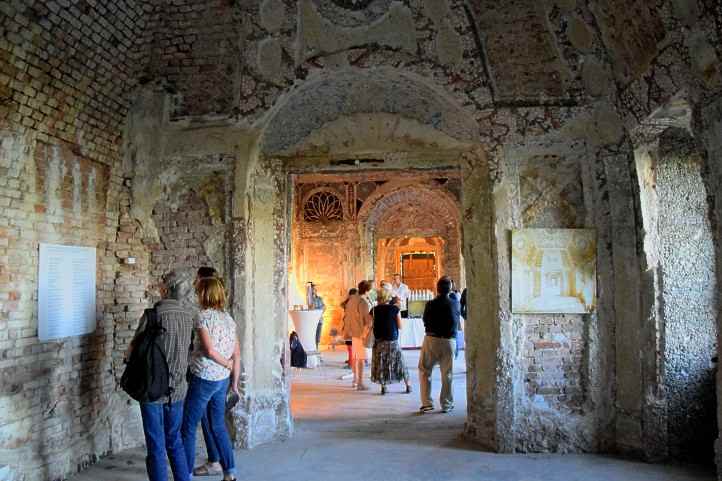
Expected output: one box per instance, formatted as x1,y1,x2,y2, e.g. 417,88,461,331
150,189,219,286
148,0,239,119
0,2,154,480
522,315,585,412
0,133,146,481
0,1,153,165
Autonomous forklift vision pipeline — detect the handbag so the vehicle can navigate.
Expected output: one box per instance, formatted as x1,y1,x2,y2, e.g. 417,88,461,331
363,308,375,348
362,323,374,348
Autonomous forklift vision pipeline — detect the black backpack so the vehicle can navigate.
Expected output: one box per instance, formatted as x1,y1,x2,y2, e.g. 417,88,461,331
289,331,307,368
120,308,172,403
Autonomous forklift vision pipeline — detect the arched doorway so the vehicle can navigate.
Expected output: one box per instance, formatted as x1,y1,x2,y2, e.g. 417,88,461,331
235,67,498,447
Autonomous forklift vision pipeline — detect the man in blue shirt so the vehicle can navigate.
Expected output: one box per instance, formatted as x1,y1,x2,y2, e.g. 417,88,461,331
418,276,459,413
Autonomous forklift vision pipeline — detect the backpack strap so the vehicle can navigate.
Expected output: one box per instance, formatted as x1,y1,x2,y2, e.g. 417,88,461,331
144,307,159,329
145,307,175,406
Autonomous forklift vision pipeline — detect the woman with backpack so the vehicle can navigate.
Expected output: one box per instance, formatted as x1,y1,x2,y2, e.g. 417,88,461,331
181,277,240,481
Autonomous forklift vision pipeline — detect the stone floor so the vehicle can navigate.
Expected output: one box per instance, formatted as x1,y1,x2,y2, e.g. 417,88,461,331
72,349,715,481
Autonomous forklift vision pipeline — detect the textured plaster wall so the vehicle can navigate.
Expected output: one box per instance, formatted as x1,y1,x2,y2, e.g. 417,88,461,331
636,128,718,462
695,96,722,476
657,129,716,461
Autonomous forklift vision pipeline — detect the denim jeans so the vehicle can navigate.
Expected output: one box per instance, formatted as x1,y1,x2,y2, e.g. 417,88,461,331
182,374,236,478
455,329,464,359
140,401,190,481
201,407,220,463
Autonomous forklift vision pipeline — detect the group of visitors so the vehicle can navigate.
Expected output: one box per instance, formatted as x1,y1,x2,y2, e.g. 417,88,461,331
124,267,239,481
340,274,465,413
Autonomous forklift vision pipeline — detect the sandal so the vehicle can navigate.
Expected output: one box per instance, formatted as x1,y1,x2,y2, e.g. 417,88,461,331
193,462,222,476
405,384,412,394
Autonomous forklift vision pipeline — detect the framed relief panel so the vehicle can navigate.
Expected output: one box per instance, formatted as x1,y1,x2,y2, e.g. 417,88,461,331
511,229,596,314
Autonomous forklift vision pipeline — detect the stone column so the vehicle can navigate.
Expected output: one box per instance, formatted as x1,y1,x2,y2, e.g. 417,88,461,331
461,148,511,451
228,143,292,448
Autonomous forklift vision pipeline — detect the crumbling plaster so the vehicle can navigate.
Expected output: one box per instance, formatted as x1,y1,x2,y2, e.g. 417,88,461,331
3,0,721,478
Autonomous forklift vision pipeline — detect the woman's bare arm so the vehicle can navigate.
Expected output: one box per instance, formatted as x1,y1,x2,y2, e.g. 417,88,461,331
231,338,241,396
198,327,233,369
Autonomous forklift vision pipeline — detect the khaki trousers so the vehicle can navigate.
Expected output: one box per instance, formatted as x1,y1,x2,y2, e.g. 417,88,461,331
418,335,455,410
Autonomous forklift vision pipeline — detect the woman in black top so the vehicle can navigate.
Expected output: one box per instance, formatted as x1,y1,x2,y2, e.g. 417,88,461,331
370,288,411,395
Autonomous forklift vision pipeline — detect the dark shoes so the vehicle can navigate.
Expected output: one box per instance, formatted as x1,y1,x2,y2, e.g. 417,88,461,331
380,385,387,395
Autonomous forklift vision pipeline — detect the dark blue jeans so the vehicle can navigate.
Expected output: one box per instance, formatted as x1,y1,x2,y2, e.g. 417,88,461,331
140,400,190,481
201,408,220,463
182,374,236,478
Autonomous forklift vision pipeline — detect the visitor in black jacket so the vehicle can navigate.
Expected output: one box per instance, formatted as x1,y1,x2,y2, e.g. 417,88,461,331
418,276,459,413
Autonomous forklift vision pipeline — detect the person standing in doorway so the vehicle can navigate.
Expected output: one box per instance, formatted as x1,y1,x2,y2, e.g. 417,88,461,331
370,288,411,395
126,270,194,481
310,283,326,351
340,288,358,369
418,276,459,413
342,280,374,390
391,273,411,318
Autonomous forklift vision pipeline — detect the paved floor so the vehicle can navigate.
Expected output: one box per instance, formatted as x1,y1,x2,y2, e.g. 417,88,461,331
72,349,715,481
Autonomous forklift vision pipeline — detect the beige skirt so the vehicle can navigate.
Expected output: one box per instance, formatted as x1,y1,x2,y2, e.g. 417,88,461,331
351,337,370,360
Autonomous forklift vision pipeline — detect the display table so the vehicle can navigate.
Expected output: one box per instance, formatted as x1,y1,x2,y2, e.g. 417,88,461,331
289,309,323,368
398,317,425,349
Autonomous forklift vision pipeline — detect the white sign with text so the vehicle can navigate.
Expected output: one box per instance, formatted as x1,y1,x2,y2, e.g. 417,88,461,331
38,243,96,341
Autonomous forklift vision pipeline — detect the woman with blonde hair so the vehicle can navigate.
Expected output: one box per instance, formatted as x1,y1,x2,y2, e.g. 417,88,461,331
371,288,411,395
181,277,240,481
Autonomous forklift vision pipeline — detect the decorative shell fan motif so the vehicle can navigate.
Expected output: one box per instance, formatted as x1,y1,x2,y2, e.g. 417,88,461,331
303,191,344,223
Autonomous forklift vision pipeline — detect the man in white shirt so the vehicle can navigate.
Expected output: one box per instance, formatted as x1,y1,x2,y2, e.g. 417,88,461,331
391,273,411,318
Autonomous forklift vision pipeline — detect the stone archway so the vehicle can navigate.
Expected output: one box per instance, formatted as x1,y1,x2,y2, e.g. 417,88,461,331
241,67,500,449
356,181,463,286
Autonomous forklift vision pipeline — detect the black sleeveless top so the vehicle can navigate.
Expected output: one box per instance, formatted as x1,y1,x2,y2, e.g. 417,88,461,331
373,304,400,341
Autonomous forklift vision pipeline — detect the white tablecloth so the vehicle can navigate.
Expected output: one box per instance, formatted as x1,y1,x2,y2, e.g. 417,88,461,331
398,317,425,348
